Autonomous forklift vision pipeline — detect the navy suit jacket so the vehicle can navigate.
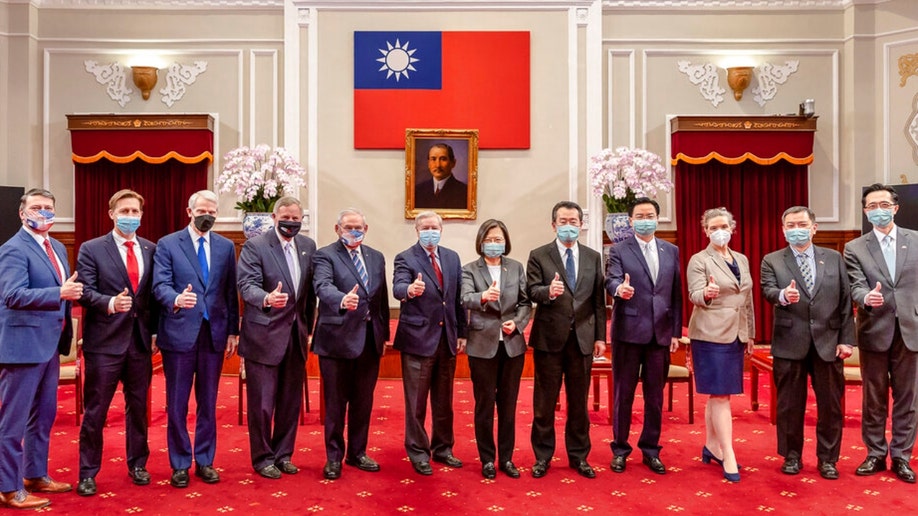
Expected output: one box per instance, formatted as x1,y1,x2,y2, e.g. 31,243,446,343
0,227,73,362
77,232,158,354
152,227,239,352
237,230,317,365
606,236,682,346
392,242,468,356
311,241,390,359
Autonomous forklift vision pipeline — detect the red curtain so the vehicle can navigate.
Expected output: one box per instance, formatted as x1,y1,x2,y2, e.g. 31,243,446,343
74,158,208,250
675,161,808,344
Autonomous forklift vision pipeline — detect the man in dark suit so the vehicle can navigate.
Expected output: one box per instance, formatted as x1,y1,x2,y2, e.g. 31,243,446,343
845,183,918,483
237,196,316,480
312,208,390,480
392,211,467,475
414,143,468,210
762,206,854,480
75,189,158,496
605,197,682,475
152,190,239,488
0,188,78,509
527,201,606,479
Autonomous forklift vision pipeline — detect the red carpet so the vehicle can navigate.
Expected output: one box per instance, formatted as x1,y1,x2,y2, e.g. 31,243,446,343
42,373,914,515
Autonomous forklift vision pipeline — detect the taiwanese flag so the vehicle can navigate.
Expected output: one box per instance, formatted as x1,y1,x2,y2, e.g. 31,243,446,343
354,31,530,149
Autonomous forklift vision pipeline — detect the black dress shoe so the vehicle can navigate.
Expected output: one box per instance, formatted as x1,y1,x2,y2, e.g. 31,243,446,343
257,464,282,479
499,461,520,479
570,460,596,479
817,461,839,480
129,467,151,486
781,457,802,475
170,469,189,488
531,459,549,478
194,464,220,484
855,456,886,476
411,461,433,476
610,455,626,473
643,456,666,475
345,455,380,472
76,478,96,497
482,462,496,479
323,461,342,480
433,454,463,468
892,458,917,483
275,461,299,475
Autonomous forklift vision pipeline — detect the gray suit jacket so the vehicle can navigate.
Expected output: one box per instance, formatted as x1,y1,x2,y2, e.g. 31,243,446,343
460,256,531,359
687,245,755,344
761,245,855,361
526,241,606,354
844,226,918,352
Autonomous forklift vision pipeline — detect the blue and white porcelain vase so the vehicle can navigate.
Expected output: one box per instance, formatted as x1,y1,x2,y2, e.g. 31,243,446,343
242,212,273,239
605,212,634,244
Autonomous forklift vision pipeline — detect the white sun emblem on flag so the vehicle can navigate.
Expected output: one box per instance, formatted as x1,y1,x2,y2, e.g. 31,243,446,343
376,39,419,82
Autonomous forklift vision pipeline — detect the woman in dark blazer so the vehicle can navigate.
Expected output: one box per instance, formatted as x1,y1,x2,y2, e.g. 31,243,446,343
686,207,755,483
460,219,531,480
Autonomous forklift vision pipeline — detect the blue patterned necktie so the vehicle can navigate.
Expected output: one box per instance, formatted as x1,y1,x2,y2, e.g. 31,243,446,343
285,242,299,295
197,236,209,320
351,249,369,291
565,247,576,288
797,253,814,292
883,235,896,280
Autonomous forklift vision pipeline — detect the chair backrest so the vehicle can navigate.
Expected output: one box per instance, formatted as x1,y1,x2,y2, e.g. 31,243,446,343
61,317,79,365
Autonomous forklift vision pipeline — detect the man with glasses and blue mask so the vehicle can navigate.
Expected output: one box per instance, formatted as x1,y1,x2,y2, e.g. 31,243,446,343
311,208,389,480
75,190,158,496
237,196,316,480
761,206,854,480
845,184,918,483
605,197,682,476
392,211,467,476
527,201,607,479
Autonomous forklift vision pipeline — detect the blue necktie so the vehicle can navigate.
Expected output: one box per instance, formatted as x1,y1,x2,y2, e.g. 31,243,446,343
351,249,369,291
197,236,209,320
565,247,576,288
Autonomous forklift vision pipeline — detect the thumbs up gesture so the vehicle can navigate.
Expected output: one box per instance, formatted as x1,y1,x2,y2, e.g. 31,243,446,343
176,283,197,309
60,271,83,301
267,281,288,308
617,272,635,300
549,272,565,298
409,273,426,298
482,279,501,303
703,274,720,301
342,283,360,311
865,281,884,307
113,287,133,313
784,279,800,304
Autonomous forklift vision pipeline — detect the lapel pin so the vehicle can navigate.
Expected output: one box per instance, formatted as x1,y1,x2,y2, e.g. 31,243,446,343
819,261,824,265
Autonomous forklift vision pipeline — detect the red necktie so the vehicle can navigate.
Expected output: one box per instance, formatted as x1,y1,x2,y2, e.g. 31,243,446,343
43,238,63,283
125,241,140,292
429,252,443,287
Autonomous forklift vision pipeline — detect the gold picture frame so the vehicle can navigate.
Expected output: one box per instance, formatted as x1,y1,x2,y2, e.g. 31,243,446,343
405,128,478,220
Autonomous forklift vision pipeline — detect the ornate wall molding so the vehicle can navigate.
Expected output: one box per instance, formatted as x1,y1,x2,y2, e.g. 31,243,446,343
899,53,918,87
31,0,881,9
677,60,725,107
160,61,208,107
751,60,799,107
907,92,918,165
83,60,132,107
84,60,207,107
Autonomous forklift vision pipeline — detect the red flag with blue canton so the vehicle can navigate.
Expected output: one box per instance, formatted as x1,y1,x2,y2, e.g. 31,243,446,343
353,31,530,149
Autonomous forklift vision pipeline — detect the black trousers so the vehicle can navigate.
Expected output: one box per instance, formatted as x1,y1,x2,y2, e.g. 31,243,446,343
468,342,524,464
610,339,669,459
400,333,456,463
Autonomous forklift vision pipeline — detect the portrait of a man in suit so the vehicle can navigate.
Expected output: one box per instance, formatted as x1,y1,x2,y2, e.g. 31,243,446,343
414,143,469,210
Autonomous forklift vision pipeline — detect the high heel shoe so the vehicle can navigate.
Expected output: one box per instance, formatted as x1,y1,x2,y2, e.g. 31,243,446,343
723,466,740,483
701,446,742,469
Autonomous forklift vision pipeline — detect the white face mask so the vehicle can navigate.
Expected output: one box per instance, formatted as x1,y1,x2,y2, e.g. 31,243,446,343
709,228,731,247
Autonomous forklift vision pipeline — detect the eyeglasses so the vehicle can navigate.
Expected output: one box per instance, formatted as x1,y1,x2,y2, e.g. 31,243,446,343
632,214,657,220
482,238,505,244
865,202,896,210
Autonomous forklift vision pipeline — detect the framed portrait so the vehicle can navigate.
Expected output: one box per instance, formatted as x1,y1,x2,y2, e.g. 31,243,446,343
405,128,478,220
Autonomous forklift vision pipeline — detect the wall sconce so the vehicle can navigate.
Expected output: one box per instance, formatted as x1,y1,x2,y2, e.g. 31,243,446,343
726,66,754,101
131,66,159,100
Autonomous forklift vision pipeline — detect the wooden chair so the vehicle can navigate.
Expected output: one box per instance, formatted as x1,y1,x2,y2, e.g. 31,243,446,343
237,357,311,426
842,347,863,416
59,317,83,425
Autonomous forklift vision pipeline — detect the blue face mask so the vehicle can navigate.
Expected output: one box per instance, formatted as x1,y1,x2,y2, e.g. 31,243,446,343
482,242,505,258
556,225,580,244
784,228,811,246
418,229,441,248
116,216,141,235
866,208,894,228
632,219,658,236
25,209,55,231
340,229,365,247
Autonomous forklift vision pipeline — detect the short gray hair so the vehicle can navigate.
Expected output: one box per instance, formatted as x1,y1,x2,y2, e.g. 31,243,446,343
188,190,218,210
337,207,367,226
701,207,736,230
273,196,303,215
781,206,815,224
414,210,442,228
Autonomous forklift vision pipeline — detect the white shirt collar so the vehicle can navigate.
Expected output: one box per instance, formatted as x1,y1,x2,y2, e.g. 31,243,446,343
873,225,897,243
